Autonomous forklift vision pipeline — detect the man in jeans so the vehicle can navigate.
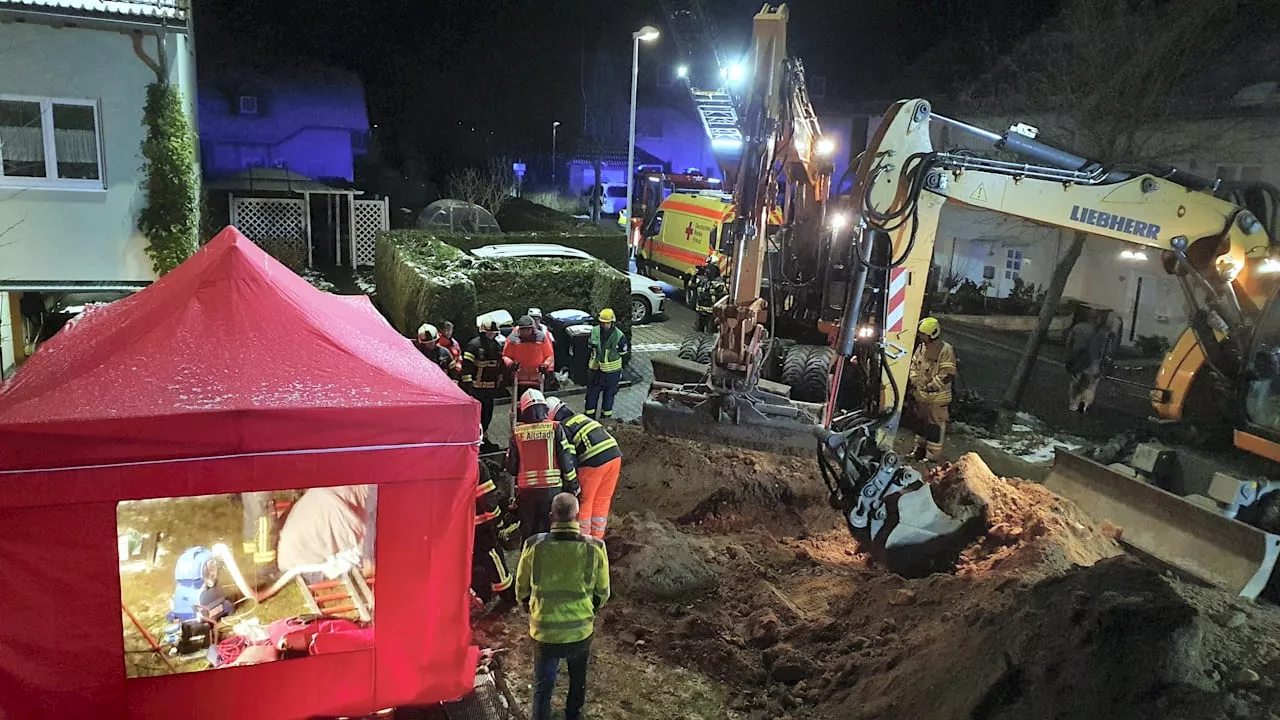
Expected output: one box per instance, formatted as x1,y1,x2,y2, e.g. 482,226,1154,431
515,493,610,720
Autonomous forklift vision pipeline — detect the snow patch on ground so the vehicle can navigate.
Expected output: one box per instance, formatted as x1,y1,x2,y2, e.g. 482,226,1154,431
301,269,337,293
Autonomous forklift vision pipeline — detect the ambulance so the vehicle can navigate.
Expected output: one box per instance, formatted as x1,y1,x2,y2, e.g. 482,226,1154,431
636,191,784,293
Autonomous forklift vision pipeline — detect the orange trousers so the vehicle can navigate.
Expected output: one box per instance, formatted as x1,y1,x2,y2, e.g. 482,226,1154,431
576,456,621,539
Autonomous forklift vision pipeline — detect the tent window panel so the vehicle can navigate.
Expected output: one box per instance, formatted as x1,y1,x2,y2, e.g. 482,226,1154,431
118,484,377,679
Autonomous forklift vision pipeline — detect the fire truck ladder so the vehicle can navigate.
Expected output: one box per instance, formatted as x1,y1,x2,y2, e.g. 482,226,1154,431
657,0,744,163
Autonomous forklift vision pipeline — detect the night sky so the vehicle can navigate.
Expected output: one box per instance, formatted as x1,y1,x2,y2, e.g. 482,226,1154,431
196,0,1060,176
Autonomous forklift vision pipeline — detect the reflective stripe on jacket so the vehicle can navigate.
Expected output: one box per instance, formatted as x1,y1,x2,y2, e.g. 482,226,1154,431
515,520,611,644
589,326,627,373
909,340,957,406
554,407,621,467
463,336,504,390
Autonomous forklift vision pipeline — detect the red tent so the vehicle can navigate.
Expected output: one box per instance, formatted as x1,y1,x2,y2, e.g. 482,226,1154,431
0,227,480,719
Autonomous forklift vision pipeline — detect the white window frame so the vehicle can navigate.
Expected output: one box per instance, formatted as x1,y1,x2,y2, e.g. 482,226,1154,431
0,94,105,191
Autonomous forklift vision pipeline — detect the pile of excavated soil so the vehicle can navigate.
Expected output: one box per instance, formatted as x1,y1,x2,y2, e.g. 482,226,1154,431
931,452,1124,578
594,428,1280,720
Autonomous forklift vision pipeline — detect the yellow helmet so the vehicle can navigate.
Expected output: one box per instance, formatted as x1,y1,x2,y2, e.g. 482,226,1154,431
918,316,941,339
598,308,616,323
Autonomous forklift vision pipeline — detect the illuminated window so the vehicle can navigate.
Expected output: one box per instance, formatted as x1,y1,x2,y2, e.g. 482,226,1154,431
0,95,103,189
119,485,377,678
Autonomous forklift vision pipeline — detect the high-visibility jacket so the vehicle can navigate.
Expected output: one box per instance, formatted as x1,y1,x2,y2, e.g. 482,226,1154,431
909,339,957,406
589,326,628,373
462,335,505,391
552,405,621,468
504,328,555,385
515,520,611,644
506,419,578,491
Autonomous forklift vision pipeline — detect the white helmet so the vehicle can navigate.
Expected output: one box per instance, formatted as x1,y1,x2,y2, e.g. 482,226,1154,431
545,396,564,417
519,388,547,413
417,323,439,342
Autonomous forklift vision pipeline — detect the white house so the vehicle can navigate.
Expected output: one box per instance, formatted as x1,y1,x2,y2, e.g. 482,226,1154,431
918,103,1280,346
0,0,196,376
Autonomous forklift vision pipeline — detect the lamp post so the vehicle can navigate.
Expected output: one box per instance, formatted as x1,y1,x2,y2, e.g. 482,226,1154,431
551,120,561,187
625,25,660,244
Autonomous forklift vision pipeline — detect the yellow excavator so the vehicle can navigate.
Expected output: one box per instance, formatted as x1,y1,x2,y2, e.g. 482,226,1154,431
830,98,1280,597
643,6,1280,598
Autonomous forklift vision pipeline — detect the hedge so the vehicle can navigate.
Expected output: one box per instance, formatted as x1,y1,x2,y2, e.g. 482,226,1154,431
375,230,631,344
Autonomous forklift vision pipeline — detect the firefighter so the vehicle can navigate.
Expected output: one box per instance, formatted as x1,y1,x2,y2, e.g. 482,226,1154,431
240,491,279,582
584,308,628,419
462,317,508,452
474,460,517,614
506,389,579,541
907,316,957,462
546,396,622,540
418,323,458,378
515,492,610,720
503,315,555,396
438,320,463,366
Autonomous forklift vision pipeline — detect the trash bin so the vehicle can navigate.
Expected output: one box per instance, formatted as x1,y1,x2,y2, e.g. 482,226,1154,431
547,309,591,371
566,324,595,386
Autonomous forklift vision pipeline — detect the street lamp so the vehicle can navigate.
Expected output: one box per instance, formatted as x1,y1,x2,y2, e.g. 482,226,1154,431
551,121,561,187
625,24,660,243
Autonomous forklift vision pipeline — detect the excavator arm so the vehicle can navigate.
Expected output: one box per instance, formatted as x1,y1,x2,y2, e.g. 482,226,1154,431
820,98,1280,593
644,4,841,455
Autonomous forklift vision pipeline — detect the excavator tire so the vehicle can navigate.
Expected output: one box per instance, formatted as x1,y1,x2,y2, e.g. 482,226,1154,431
695,334,716,364
780,344,811,392
677,332,707,362
797,347,836,403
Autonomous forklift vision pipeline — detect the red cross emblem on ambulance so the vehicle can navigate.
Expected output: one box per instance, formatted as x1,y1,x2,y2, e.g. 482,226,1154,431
685,222,695,241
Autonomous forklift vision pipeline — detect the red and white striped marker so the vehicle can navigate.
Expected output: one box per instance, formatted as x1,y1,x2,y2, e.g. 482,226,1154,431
886,267,908,332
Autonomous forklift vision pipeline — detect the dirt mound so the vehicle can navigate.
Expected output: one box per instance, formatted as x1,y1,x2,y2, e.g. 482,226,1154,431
932,453,1123,578
611,425,836,536
608,514,720,600
593,439,1280,720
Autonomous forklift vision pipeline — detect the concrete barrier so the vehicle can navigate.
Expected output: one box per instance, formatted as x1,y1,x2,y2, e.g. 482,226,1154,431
939,313,1074,333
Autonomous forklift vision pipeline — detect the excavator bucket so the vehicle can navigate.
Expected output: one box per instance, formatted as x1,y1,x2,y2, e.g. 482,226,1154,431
1045,449,1280,598
641,382,827,457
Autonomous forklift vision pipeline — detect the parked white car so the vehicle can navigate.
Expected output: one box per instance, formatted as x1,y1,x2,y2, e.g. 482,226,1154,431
469,243,667,324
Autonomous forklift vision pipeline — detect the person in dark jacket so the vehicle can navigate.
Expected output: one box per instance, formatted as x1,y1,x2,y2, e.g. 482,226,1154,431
462,317,509,451
506,389,579,541
418,323,458,379
1065,313,1109,413
473,460,518,614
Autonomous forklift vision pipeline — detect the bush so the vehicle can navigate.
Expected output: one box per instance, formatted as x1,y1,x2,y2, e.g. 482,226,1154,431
943,279,990,315
139,82,198,275
1000,278,1043,315
381,227,630,272
374,230,630,343
522,192,586,216
1135,334,1171,358
257,238,307,273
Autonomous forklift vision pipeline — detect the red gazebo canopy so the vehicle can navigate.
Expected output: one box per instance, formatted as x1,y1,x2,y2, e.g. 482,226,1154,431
0,227,481,719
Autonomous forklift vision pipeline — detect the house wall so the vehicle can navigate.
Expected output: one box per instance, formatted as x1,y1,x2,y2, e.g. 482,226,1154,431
0,21,196,283
634,105,721,182
198,66,369,182
928,113,1280,344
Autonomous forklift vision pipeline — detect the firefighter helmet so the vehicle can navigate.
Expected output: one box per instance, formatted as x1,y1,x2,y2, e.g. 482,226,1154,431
545,396,564,417
519,388,547,413
417,323,439,342
918,316,941,339
598,308,617,323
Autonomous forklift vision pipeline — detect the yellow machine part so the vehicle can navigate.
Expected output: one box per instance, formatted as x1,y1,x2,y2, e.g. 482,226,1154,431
1045,449,1280,598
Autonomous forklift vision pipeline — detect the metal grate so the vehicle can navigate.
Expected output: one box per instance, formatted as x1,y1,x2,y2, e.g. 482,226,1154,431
352,198,388,267
439,673,515,720
230,197,308,265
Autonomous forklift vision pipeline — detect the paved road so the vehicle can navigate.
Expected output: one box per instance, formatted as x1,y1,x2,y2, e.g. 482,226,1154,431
484,300,697,442
945,323,1160,441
